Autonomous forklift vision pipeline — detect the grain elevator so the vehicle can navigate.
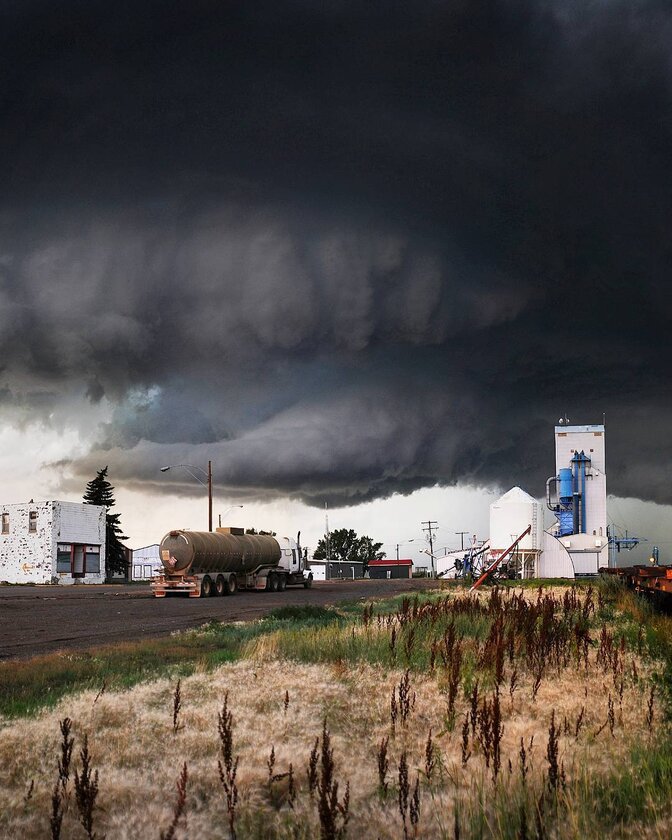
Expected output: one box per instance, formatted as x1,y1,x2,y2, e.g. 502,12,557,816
541,422,608,576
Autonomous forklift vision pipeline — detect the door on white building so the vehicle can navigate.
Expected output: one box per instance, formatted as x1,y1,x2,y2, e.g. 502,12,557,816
73,545,85,577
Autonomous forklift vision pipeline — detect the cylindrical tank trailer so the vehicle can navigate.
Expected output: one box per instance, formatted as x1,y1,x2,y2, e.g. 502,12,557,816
151,527,313,598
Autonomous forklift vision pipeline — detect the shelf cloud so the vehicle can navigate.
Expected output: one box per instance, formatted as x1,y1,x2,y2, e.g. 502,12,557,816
1,1,671,506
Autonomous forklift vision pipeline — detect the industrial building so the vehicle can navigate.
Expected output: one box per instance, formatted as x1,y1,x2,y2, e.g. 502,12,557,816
542,422,608,576
0,500,106,584
443,423,609,580
307,559,364,581
368,558,413,579
493,423,607,578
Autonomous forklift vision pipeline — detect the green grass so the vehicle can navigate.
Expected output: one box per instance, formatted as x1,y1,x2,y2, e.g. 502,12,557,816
2,580,671,724
587,737,672,828
451,731,672,839
0,606,350,718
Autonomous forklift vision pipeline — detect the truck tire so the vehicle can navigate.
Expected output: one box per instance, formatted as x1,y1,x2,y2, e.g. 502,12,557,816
215,575,226,596
303,575,313,589
201,576,214,597
278,575,286,592
226,575,237,595
269,573,279,593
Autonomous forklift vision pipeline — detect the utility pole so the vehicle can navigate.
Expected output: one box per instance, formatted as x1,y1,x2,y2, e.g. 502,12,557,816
455,531,468,551
324,503,331,575
422,520,438,577
207,460,213,532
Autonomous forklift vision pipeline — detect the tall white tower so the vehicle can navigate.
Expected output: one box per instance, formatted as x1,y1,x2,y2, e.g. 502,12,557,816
545,423,608,574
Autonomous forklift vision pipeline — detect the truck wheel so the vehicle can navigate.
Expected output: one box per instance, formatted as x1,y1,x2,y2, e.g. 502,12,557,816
269,573,279,593
278,575,287,592
201,576,214,597
215,575,226,596
303,575,313,589
226,575,237,595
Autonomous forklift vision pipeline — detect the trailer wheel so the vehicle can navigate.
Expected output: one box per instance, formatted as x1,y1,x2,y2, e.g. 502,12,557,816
226,575,237,595
278,575,287,592
303,575,313,589
215,575,226,596
201,576,214,597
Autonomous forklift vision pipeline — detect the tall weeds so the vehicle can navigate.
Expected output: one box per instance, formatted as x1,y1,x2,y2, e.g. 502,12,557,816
314,719,350,840
74,735,100,840
217,692,239,840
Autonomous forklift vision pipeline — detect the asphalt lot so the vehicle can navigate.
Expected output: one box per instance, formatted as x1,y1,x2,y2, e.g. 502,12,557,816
0,578,439,660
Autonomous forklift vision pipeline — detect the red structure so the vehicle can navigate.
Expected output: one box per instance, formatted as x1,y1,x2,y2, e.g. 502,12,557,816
602,566,672,601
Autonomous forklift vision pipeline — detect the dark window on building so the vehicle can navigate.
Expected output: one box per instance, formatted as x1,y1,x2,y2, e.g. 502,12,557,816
85,545,101,574
57,543,72,573
28,511,38,533
1,513,8,534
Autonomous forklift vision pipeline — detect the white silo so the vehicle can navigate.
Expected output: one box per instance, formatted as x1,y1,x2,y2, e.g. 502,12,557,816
489,487,543,578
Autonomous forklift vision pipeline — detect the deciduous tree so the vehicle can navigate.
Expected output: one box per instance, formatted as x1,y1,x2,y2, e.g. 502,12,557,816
313,528,385,573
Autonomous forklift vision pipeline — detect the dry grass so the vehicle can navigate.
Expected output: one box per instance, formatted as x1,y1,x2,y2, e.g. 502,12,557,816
0,583,669,839
0,657,661,837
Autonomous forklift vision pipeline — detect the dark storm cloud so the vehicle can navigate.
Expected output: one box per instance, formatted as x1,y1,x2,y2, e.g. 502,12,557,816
1,1,672,506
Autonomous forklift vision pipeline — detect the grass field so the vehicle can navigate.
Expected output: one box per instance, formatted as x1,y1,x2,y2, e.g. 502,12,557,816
0,579,670,839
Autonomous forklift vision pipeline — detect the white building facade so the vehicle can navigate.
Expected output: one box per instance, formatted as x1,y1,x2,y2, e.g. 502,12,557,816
0,501,106,584
132,544,161,580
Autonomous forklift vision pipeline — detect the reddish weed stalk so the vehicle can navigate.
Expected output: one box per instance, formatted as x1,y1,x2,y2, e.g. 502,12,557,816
50,717,74,840
160,762,188,840
314,719,350,840
217,692,239,840
74,735,100,840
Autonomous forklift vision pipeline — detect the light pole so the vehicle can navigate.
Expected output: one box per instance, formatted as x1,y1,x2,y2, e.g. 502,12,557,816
395,539,415,561
160,460,213,532
219,505,244,527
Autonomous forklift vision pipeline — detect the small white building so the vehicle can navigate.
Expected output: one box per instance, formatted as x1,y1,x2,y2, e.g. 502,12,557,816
132,544,161,580
0,501,106,585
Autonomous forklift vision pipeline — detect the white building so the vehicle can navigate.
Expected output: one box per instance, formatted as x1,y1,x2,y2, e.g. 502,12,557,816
132,544,161,580
0,501,106,584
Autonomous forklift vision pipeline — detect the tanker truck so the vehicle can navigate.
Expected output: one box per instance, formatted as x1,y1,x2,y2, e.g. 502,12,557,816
151,527,313,598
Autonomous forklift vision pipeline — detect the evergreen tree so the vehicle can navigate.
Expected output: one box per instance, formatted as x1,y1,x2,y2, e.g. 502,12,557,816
83,466,128,578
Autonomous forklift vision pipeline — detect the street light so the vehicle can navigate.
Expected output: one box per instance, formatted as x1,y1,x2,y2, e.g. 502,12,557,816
160,460,213,532
396,539,415,561
219,505,244,527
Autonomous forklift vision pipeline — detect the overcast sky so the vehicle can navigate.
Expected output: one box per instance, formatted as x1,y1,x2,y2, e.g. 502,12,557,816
1,1,671,563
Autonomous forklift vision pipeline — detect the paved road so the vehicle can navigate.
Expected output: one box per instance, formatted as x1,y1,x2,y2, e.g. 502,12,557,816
0,578,439,660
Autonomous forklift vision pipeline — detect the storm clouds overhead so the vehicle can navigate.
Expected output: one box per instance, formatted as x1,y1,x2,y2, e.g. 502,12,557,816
2,1,672,508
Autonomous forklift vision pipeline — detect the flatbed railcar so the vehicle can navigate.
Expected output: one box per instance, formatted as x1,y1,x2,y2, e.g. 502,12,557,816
601,565,672,605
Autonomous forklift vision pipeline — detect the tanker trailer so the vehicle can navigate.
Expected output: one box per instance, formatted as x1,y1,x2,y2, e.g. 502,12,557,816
151,527,313,598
